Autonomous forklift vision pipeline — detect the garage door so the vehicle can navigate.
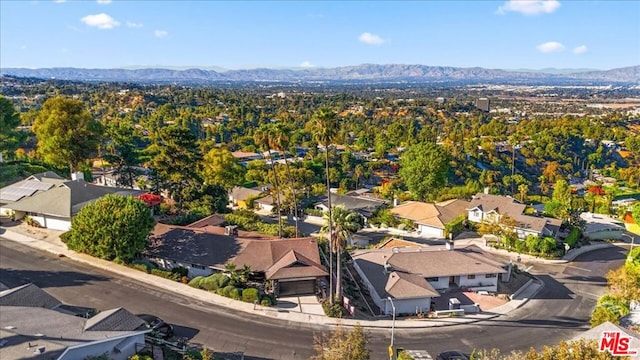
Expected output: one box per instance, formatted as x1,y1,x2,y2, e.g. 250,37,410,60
279,280,316,296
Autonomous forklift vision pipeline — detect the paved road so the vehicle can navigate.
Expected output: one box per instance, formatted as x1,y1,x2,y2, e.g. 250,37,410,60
0,239,627,358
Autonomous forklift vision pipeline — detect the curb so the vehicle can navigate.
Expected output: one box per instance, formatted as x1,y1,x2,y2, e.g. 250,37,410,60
0,227,533,330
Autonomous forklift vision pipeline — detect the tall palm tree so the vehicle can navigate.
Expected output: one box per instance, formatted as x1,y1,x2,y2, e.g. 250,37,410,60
270,123,299,237
321,206,364,301
312,107,340,302
254,124,283,238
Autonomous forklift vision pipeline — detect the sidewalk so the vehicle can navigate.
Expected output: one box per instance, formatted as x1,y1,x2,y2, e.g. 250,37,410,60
0,226,542,329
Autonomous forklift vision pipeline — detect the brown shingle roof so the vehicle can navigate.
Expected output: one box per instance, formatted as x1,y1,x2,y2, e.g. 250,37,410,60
387,249,506,277
386,272,439,299
265,249,328,280
390,199,469,229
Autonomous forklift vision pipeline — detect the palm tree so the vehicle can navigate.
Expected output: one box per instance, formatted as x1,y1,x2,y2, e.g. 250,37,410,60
254,124,283,237
321,206,364,301
270,123,299,237
312,107,340,302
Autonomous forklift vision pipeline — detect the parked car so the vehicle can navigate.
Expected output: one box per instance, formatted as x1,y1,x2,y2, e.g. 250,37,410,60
136,314,174,339
436,351,470,360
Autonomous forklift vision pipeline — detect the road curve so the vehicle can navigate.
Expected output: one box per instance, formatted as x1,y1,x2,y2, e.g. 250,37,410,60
0,239,627,359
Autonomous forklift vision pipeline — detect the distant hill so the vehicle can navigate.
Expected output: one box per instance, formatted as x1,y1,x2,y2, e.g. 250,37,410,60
1,64,638,85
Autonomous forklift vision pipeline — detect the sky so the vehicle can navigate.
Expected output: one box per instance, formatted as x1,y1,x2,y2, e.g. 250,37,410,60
1,0,639,71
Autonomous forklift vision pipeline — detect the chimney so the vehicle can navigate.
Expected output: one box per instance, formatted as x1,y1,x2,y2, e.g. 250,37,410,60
71,171,84,181
445,239,454,251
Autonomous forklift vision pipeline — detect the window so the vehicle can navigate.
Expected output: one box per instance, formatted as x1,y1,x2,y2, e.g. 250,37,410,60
467,275,476,279
191,264,205,270
426,277,439,282
485,274,497,278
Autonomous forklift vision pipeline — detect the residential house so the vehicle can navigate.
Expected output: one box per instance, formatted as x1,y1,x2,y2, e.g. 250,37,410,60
144,222,327,296
313,193,388,224
352,246,506,315
255,195,276,213
0,172,144,230
229,186,264,209
231,151,262,166
390,199,470,238
466,193,562,239
0,283,149,360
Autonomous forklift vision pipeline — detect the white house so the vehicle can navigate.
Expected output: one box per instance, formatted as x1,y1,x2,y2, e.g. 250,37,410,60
0,283,149,360
0,172,144,231
351,246,507,315
390,199,469,238
467,193,562,239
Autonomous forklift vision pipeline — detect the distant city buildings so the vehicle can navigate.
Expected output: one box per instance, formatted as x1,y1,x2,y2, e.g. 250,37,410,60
475,97,490,112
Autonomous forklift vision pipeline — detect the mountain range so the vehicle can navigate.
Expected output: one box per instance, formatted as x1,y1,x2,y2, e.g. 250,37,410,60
1,64,638,85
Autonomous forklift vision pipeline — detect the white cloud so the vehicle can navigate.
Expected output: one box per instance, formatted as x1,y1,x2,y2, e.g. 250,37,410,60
358,32,385,46
81,13,120,29
97,0,112,4
299,61,315,68
126,21,143,28
54,0,66,3
536,41,565,53
573,45,588,54
154,29,168,38
497,0,560,15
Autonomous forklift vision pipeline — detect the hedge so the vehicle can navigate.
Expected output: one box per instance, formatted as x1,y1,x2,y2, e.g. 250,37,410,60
242,288,260,303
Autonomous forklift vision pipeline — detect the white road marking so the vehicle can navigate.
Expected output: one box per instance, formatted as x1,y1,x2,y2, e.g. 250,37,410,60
565,265,592,272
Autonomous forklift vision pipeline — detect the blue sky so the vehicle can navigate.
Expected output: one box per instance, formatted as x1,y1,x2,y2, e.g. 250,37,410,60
1,0,638,70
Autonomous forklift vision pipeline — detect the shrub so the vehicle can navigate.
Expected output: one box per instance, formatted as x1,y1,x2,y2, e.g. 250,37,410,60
242,288,260,303
24,215,42,228
213,273,230,288
221,285,236,297
189,276,204,288
131,263,151,273
199,277,218,291
260,298,273,306
565,227,581,248
321,298,344,318
171,266,189,278
151,268,177,280
229,287,243,300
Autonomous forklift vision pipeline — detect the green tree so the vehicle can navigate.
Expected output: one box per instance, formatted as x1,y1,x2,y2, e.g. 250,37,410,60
147,126,202,209
321,206,364,300
201,147,246,191
103,120,141,188
311,325,369,360
0,96,23,160
254,124,283,237
63,194,155,263
311,107,340,303
399,142,450,201
270,123,300,237
33,97,102,173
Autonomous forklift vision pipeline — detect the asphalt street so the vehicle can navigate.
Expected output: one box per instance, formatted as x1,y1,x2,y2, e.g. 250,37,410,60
0,238,628,359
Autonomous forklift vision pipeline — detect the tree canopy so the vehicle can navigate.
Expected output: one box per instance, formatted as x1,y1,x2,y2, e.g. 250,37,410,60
311,325,369,360
63,194,155,263
0,95,23,159
200,147,246,190
399,141,451,201
33,96,102,173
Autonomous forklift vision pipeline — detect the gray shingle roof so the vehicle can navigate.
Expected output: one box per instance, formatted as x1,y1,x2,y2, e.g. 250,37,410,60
6,179,144,217
0,283,62,309
84,307,145,331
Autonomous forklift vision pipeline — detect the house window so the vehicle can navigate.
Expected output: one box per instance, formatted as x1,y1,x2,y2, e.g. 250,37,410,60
467,275,476,279
485,274,497,278
191,264,205,270
426,277,439,282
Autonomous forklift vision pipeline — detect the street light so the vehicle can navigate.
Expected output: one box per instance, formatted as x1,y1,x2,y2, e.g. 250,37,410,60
387,296,396,360
621,233,636,262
